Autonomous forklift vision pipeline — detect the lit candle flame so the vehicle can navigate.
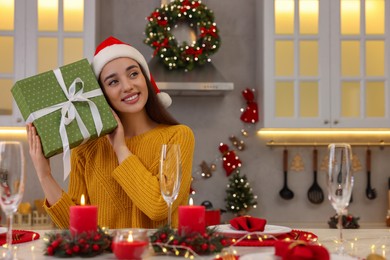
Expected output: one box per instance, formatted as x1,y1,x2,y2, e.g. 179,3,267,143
80,194,85,206
127,232,133,243
189,197,193,206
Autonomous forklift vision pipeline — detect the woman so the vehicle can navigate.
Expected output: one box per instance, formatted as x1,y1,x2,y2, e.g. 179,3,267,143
27,36,195,229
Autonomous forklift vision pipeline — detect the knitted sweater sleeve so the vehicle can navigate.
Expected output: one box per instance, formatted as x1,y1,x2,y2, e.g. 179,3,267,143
112,125,195,222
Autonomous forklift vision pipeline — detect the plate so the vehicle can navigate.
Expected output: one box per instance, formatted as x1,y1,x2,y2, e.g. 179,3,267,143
0,227,7,234
210,224,292,237
240,252,358,260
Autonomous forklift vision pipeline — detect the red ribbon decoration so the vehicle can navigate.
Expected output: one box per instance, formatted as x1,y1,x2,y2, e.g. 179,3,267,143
240,88,259,124
185,47,203,58
148,11,160,20
181,0,200,12
200,26,218,38
152,38,169,56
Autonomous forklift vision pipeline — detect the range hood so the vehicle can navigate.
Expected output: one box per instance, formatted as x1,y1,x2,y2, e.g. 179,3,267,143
148,57,234,96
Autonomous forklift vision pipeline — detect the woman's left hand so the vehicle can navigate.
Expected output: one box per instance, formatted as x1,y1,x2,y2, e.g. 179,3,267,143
107,110,132,163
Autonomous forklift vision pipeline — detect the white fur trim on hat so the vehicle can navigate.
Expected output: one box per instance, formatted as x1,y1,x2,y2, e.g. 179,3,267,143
157,92,172,108
92,44,150,79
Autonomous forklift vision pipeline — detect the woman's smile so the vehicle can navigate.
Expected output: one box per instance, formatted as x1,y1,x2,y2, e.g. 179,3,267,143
122,93,140,104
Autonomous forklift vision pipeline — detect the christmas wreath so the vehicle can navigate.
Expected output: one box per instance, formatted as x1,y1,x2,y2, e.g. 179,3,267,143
44,227,112,257
144,0,221,71
150,225,230,257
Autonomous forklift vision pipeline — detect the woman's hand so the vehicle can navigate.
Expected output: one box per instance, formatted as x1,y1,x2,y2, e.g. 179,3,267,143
26,123,51,180
106,110,131,163
26,123,63,206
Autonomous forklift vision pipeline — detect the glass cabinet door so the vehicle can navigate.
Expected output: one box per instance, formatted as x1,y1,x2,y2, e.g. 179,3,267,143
263,0,390,128
0,0,21,124
0,0,95,126
264,0,331,128
331,0,389,128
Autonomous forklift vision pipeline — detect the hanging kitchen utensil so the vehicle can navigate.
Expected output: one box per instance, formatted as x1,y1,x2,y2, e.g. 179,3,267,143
307,148,324,204
279,149,294,200
365,148,377,200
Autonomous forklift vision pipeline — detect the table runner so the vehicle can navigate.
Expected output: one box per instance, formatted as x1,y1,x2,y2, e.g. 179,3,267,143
233,229,318,247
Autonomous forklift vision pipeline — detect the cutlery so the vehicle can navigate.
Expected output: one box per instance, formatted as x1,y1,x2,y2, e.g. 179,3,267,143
307,148,324,204
279,149,294,200
365,148,377,200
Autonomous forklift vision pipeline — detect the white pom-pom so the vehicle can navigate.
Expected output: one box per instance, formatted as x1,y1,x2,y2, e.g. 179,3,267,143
157,92,172,108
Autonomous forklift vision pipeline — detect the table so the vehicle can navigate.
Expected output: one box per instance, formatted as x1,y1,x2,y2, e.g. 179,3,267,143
3,228,389,259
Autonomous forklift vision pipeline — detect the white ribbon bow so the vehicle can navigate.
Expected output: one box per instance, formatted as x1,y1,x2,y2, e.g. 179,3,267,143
27,68,104,180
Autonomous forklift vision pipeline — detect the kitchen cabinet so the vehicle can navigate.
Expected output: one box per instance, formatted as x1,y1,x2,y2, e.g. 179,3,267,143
262,0,390,128
0,0,95,126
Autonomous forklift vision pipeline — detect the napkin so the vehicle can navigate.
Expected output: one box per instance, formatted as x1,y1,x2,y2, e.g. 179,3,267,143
274,240,330,260
230,216,267,232
0,230,40,246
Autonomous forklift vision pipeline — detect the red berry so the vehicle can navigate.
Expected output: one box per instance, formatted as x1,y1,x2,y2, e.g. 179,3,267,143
72,245,80,253
47,246,54,256
92,244,100,251
160,233,167,240
93,234,101,241
172,240,179,245
66,249,73,255
201,243,208,251
78,238,86,245
221,239,228,246
51,240,60,249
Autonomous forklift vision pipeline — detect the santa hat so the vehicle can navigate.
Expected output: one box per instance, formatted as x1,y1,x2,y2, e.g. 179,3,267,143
92,36,172,107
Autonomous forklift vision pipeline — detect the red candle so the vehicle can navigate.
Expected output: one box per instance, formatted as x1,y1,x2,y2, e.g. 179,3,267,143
70,194,97,236
178,198,206,236
112,230,148,260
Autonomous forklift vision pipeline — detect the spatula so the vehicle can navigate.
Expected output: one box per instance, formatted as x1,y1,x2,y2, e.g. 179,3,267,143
307,148,324,204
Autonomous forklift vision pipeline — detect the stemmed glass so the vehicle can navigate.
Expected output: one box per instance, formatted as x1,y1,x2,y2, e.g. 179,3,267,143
327,143,354,255
159,144,181,228
0,141,25,260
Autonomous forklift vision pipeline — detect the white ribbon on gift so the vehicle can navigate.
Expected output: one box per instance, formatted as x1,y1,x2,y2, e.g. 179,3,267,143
26,68,104,180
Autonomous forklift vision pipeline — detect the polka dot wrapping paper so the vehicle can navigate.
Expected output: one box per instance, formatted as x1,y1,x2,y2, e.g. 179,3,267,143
11,59,117,158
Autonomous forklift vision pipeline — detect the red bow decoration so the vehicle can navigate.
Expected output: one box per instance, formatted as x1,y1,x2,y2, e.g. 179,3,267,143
240,88,259,124
181,0,200,11
230,216,267,232
219,143,242,177
185,47,203,58
148,11,160,21
200,26,218,38
152,38,169,56
275,241,330,260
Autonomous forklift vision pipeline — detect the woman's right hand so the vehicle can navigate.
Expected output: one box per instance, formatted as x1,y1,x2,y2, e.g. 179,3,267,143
26,123,51,180
106,110,131,164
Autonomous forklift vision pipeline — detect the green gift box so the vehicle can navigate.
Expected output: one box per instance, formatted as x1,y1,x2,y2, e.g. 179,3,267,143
11,58,117,159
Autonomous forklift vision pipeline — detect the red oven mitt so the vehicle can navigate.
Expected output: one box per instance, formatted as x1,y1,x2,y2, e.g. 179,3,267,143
230,216,267,232
274,240,330,260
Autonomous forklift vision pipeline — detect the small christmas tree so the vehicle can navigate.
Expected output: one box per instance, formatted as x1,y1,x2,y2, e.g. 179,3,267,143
225,169,257,216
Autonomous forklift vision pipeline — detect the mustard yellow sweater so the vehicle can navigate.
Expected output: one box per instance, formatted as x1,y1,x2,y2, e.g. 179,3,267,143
44,124,195,229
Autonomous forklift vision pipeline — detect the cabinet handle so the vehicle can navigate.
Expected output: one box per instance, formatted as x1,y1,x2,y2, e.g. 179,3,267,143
333,120,339,125
324,120,329,125
16,118,22,123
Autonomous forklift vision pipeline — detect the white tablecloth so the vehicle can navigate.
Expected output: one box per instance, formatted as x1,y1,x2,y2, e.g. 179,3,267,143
3,228,389,259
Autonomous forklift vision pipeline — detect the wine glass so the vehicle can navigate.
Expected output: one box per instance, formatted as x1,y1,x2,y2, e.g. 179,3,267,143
159,144,181,228
0,141,25,260
327,143,354,255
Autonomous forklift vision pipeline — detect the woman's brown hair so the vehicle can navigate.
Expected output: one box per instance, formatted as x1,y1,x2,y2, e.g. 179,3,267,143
142,67,179,126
